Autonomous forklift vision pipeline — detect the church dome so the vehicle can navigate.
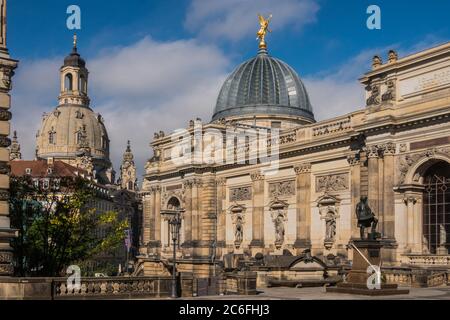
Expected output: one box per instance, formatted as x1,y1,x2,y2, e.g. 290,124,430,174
212,48,315,123
36,105,110,163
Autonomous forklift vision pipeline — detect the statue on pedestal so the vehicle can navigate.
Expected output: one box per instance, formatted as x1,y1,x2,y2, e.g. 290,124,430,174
355,196,379,240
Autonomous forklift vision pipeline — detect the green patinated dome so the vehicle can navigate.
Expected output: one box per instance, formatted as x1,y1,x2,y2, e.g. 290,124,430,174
212,48,315,122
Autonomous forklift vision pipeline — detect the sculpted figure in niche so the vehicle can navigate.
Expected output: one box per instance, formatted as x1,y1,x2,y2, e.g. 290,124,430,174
274,214,285,244
235,216,243,244
324,209,337,241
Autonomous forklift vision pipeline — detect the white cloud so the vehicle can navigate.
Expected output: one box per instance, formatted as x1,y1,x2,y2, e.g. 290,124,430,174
11,37,230,180
185,0,319,42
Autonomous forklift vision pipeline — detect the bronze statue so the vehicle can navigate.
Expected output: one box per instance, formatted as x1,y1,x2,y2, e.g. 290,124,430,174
355,196,379,240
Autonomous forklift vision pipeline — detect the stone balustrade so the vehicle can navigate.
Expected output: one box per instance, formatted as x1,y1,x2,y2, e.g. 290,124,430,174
53,276,172,299
405,254,450,266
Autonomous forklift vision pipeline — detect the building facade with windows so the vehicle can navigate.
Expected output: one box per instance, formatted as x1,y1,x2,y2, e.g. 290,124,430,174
137,36,450,277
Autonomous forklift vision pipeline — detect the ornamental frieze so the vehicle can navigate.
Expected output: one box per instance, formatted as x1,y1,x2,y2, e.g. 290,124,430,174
0,189,9,201
268,180,295,198
0,109,11,121
230,186,252,201
398,147,450,184
316,173,349,193
0,135,11,148
0,252,12,264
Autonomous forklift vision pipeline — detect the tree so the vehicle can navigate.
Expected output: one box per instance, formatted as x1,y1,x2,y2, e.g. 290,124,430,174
9,175,128,277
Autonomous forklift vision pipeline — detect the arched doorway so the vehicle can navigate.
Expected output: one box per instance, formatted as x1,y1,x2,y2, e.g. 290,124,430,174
423,161,450,254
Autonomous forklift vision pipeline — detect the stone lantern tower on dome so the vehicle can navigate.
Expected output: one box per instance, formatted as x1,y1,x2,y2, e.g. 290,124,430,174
35,35,114,184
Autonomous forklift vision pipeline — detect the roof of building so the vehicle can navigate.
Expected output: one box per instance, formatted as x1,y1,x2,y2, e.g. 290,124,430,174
212,48,315,122
10,160,89,178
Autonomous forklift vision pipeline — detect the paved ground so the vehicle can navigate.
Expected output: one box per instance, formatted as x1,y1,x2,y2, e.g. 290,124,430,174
184,285,450,300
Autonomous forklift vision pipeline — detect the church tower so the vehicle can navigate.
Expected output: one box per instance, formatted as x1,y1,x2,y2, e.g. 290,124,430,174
36,35,114,184
9,130,21,160
119,141,137,191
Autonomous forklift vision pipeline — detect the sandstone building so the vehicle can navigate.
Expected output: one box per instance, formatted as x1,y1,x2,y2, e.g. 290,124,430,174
137,34,450,279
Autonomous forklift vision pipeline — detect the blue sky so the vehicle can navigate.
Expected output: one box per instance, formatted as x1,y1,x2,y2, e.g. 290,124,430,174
7,0,450,179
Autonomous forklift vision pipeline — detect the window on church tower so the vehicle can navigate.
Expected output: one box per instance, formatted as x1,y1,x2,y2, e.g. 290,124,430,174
49,129,56,144
76,131,83,144
64,73,73,91
79,75,87,94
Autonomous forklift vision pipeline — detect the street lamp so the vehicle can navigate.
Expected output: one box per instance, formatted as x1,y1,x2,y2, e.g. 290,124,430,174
161,209,184,298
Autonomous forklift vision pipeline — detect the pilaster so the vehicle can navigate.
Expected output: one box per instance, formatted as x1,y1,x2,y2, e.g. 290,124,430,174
293,163,312,250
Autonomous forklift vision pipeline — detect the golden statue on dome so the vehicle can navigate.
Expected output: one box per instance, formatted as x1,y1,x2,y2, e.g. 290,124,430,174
256,14,272,49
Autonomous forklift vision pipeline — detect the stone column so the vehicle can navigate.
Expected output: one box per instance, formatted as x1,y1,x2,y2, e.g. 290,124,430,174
294,163,312,251
347,153,360,239
381,142,396,239
250,170,265,249
0,0,18,277
216,178,227,252
366,145,380,218
142,191,153,245
404,195,417,251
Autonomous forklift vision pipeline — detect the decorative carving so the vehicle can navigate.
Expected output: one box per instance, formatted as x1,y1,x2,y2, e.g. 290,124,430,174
269,199,289,249
0,135,11,148
0,252,12,263
269,180,295,198
382,80,396,102
216,177,227,186
317,194,340,249
347,153,360,166
294,163,311,174
0,109,11,121
372,55,383,69
230,186,252,201
397,147,450,184
0,264,13,275
366,84,380,106
0,67,14,91
388,50,398,63
399,144,408,153
0,189,9,201
366,145,379,158
316,173,349,192
250,171,264,181
183,180,193,189
0,161,10,174
380,142,396,156
403,196,417,205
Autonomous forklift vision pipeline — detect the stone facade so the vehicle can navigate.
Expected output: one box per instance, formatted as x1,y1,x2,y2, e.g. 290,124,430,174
138,42,450,278
0,0,17,277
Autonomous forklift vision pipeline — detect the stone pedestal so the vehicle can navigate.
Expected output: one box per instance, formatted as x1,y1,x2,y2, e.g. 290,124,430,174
327,240,409,296
436,246,448,255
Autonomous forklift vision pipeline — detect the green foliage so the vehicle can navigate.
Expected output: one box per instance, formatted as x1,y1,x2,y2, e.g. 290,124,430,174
9,175,128,277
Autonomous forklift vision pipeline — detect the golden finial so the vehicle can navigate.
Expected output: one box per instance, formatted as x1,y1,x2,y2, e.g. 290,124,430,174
256,14,272,50
73,33,78,49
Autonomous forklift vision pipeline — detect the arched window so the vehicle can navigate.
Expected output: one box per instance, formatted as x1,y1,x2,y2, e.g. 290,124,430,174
79,75,87,94
64,73,73,91
48,128,56,144
128,181,134,190
423,161,450,254
76,130,83,144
